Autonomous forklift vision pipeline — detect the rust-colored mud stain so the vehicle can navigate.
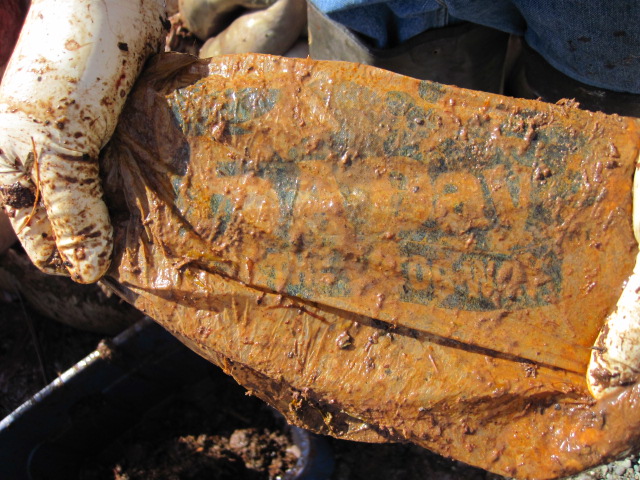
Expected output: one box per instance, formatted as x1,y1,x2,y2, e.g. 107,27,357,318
102,53,640,479
162,55,633,373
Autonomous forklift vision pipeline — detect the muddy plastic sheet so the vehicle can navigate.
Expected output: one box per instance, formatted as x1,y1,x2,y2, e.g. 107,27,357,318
100,53,640,479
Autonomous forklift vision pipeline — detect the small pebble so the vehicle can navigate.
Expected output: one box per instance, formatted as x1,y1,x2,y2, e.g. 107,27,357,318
614,458,633,476
229,429,250,449
573,473,593,480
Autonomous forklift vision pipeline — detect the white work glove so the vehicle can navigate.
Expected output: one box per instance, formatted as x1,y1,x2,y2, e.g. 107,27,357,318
588,167,640,398
0,0,167,283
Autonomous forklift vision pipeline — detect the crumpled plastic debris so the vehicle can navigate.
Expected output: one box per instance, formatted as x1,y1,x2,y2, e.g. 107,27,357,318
100,52,640,479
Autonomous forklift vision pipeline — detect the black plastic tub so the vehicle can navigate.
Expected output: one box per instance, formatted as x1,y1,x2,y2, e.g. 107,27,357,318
0,318,334,479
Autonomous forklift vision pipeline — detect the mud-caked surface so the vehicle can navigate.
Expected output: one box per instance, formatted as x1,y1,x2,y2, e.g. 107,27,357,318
99,52,640,478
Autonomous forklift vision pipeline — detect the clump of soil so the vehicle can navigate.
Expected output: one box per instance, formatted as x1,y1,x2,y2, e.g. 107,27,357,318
77,366,299,480
87,424,297,480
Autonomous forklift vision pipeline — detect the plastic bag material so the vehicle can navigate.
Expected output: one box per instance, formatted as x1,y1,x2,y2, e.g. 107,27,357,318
100,52,640,479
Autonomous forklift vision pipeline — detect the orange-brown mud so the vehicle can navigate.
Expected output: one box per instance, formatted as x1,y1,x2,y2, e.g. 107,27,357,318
100,53,640,479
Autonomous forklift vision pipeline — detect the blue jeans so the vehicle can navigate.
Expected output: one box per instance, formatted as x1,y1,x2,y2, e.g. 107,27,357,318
309,0,640,94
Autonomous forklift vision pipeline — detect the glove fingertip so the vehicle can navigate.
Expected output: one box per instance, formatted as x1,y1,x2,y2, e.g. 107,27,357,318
36,150,114,283
56,220,113,284
4,203,67,274
587,263,640,398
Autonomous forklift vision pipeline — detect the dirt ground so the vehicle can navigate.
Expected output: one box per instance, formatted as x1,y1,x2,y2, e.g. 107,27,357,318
76,369,300,480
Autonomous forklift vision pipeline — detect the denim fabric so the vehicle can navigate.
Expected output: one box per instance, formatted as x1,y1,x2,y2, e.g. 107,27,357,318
311,0,463,47
309,0,640,94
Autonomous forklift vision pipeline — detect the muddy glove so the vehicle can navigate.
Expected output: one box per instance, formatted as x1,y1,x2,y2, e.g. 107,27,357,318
0,0,167,283
588,171,640,398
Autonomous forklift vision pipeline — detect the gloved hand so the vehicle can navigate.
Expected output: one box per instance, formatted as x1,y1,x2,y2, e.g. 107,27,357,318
588,171,640,398
0,0,167,283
